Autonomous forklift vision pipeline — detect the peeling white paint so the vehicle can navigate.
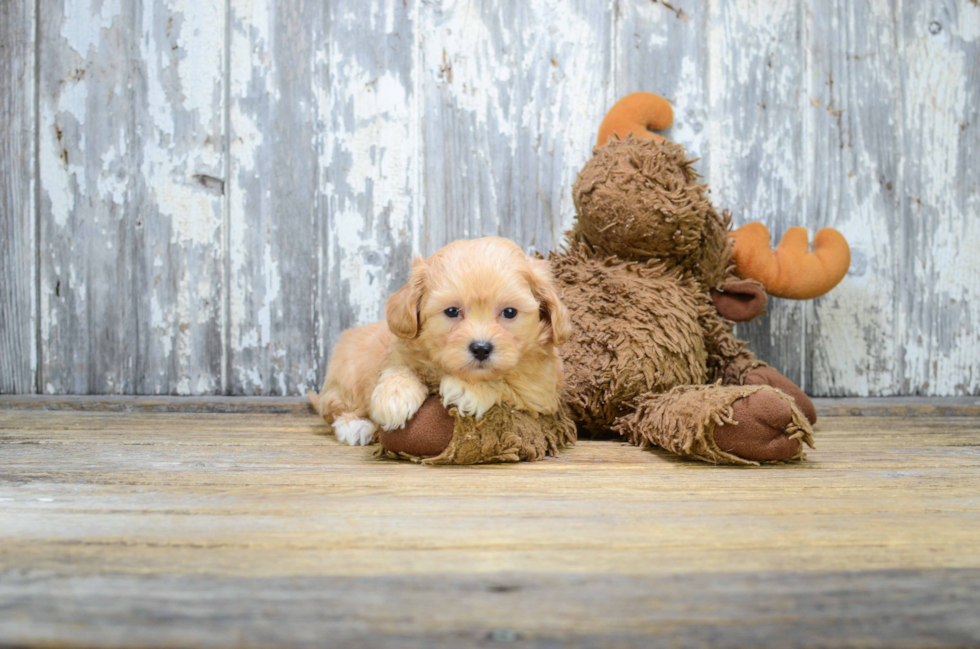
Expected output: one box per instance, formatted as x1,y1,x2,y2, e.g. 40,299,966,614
255,242,282,346
39,109,76,228
325,56,412,324
163,183,221,247
670,55,708,164
128,0,226,394
151,295,173,359
420,0,517,142
60,0,121,56
172,0,225,125
97,142,127,206
897,2,980,395
40,55,89,230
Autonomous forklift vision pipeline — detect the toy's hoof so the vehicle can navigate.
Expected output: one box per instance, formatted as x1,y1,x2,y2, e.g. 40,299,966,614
378,395,454,457
713,390,801,462
744,366,817,424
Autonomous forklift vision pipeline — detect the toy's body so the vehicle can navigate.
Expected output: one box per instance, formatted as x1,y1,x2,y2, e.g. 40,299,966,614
550,136,819,463
553,249,711,433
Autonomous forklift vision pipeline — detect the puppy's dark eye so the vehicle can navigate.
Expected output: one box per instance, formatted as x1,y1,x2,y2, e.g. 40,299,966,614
502,308,518,319
444,307,461,318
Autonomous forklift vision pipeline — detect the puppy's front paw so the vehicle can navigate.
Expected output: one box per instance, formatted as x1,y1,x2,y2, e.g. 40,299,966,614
333,416,377,446
371,369,429,431
440,376,499,419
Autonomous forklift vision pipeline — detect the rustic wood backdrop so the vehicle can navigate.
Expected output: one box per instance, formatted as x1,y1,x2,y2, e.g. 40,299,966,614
1,0,977,397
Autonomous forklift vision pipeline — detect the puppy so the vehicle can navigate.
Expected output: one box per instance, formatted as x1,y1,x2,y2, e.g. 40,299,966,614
309,237,571,446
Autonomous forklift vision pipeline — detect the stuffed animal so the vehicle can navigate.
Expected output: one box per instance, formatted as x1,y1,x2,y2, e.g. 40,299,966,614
377,92,850,465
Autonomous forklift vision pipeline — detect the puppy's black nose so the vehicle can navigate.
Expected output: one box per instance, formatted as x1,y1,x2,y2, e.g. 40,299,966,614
469,341,494,361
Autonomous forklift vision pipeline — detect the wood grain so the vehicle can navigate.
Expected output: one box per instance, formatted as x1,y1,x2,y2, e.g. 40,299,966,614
419,0,613,254
1,402,979,645
895,2,980,396
315,0,419,375
2,570,979,647
135,0,226,395
37,0,140,394
616,0,709,167
226,0,321,396
0,0,36,394
803,0,904,397
35,1,226,395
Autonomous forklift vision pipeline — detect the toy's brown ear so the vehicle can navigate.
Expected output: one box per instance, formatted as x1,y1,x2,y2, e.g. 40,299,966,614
525,258,571,347
385,256,427,339
711,280,767,322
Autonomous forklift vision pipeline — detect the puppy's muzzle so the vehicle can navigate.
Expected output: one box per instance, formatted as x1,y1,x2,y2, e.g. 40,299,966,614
468,341,494,362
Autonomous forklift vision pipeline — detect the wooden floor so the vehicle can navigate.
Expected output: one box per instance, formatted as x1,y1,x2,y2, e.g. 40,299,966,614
1,397,979,648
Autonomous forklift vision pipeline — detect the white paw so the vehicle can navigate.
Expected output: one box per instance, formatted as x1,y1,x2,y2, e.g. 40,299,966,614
333,417,377,446
439,376,499,419
371,369,428,431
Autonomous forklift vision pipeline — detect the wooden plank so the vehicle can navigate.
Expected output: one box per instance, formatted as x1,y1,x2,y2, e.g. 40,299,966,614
707,0,807,388
36,1,225,395
37,0,140,393
807,1,980,397
0,0,37,394
134,0,226,395
314,0,419,385
895,2,980,396
227,0,322,396
419,0,614,254
803,0,905,397
1,569,979,648
616,0,709,169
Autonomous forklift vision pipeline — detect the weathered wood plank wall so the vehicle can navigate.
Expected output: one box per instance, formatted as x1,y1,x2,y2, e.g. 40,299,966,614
1,0,978,396
0,0,37,394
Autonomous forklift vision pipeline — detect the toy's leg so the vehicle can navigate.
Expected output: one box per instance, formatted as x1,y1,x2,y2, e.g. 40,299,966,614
613,384,813,465
377,396,576,465
700,305,816,424
742,366,817,424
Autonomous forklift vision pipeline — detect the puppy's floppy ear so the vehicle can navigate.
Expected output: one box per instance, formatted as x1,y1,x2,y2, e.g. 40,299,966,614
386,256,428,339
524,257,571,347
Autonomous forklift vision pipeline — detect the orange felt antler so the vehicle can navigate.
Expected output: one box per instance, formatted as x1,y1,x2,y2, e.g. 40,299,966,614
729,223,851,299
596,92,674,147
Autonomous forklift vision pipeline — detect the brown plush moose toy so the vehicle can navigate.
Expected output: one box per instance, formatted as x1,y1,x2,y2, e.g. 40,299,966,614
376,92,850,466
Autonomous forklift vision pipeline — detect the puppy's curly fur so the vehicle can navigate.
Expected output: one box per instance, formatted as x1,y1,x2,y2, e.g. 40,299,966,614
310,237,570,446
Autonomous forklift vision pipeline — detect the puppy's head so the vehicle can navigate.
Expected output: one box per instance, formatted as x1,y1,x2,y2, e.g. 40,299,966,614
385,237,570,383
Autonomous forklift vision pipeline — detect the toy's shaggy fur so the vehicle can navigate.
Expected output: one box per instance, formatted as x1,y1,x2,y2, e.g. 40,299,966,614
615,384,812,465
376,399,576,465
549,136,814,464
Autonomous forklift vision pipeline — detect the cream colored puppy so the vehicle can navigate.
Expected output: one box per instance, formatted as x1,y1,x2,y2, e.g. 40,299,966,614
310,237,570,446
